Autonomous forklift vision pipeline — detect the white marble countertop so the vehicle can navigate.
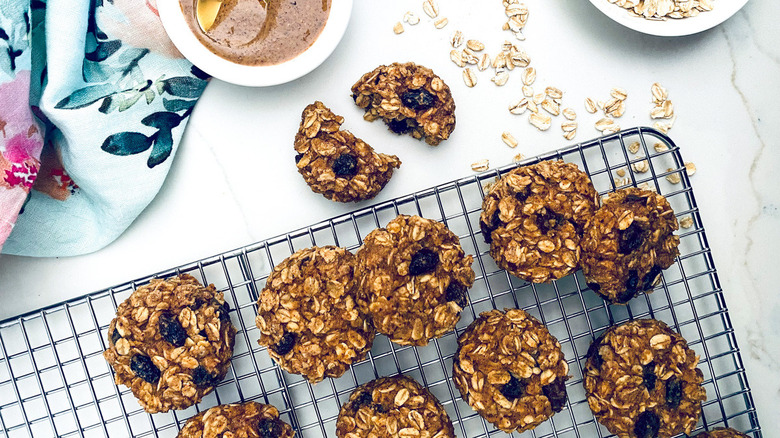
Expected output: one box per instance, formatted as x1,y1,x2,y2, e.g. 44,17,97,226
1,0,778,434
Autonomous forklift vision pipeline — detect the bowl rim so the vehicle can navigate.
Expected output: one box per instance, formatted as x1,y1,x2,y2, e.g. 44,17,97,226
158,0,353,87
586,0,749,37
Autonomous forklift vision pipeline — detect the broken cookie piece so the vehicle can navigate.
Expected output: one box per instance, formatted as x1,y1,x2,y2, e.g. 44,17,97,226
351,62,456,146
295,101,401,203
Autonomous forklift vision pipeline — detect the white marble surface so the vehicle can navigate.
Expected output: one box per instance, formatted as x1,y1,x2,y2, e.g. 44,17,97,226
1,0,778,434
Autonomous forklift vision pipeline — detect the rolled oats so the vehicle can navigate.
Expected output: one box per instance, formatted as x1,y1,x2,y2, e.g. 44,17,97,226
352,62,456,146
580,188,680,303
491,71,510,86
336,375,455,438
584,319,706,438
450,30,464,48
453,309,569,433
479,160,599,283
665,168,682,184
654,142,669,153
529,112,552,131
103,274,236,413
684,161,696,176
393,22,404,34
176,402,294,438
256,246,374,383
631,160,650,173
471,159,490,172
463,67,477,88
294,102,401,203
403,11,420,25
501,131,518,148
562,107,576,120
679,216,694,229
355,215,475,346
434,17,449,29
422,0,438,18
466,39,485,51
521,67,536,85
585,97,598,114
628,141,642,154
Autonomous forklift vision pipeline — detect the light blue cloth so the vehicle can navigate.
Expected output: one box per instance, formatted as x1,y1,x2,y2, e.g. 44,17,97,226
0,0,208,256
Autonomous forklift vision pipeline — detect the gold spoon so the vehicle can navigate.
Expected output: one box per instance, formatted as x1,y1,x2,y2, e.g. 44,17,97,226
196,0,223,32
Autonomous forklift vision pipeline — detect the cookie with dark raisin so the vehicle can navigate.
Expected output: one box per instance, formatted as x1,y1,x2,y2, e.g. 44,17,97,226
355,215,475,346
295,101,401,202
255,246,375,383
453,309,570,433
351,62,456,146
584,319,706,438
692,428,751,438
580,187,680,304
479,160,599,283
103,274,236,413
336,375,455,438
177,401,294,438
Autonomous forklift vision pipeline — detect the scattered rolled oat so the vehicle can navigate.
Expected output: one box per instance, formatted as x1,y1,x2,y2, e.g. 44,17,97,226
529,112,552,131
562,107,576,120
628,141,641,154
471,159,490,171
509,98,529,115
585,97,598,114
521,67,536,85
665,168,682,184
545,86,563,100
467,39,485,51
434,17,449,29
610,87,628,100
492,70,510,86
403,11,420,25
450,50,465,67
631,160,650,173
463,68,477,87
563,129,577,141
616,168,627,177
680,216,694,228
478,53,491,71
451,30,464,47
522,85,534,97
685,161,696,176
654,142,670,152
423,0,439,18
512,152,525,162
393,22,405,34
501,131,518,148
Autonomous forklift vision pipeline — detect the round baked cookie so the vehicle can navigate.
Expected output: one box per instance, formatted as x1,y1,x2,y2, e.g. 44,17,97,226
692,428,751,438
336,375,455,438
351,62,456,146
580,187,681,304
177,401,294,438
256,246,375,383
103,274,236,413
355,215,475,346
294,101,402,202
453,309,570,433
479,160,599,283
584,319,706,438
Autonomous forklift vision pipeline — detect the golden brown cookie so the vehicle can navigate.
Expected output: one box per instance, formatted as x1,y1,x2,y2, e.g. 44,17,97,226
580,188,680,304
103,274,236,413
453,309,570,433
177,401,294,438
335,375,455,438
479,160,599,283
351,62,456,146
255,246,375,383
355,215,475,346
294,101,401,202
584,319,706,438
692,428,751,438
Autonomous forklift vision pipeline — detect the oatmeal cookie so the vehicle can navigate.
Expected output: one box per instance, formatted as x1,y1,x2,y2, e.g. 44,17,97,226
351,62,456,146
584,319,706,438
692,428,751,438
580,188,680,304
453,309,570,433
355,215,475,346
256,246,375,383
295,101,401,203
336,375,455,438
479,160,599,283
103,274,236,413
177,401,294,438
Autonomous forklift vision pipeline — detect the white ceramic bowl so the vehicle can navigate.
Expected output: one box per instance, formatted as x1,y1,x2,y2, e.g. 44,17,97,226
158,0,353,86
587,0,749,37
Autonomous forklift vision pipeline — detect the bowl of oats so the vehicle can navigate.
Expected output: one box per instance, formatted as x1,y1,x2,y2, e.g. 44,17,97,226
588,0,749,36
158,0,353,86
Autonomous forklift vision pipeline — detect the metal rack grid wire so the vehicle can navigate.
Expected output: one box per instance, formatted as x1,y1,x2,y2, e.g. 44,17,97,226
0,127,762,438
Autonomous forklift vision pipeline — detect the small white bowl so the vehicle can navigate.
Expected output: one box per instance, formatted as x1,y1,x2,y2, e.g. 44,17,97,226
158,0,353,86
587,0,749,37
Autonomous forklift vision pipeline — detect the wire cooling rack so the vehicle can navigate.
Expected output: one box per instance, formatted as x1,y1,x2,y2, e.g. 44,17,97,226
0,127,762,438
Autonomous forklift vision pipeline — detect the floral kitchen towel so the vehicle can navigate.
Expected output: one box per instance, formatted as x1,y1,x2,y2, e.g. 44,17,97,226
0,0,208,256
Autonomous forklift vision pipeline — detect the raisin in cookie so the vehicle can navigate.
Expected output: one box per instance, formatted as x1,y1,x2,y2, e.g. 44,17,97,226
479,160,599,283
336,375,455,438
351,62,455,146
256,246,375,383
295,101,401,202
355,215,475,346
453,309,570,433
581,188,680,304
693,428,751,438
584,319,706,438
103,274,236,413
177,401,294,438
